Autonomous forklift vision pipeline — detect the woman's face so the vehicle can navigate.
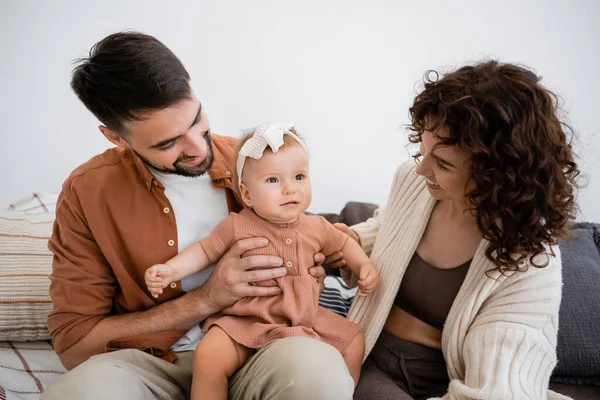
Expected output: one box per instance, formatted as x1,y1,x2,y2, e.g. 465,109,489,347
415,128,473,205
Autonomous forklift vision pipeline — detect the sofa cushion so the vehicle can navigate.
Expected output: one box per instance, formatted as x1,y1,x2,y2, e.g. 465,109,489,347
551,222,600,386
0,212,54,341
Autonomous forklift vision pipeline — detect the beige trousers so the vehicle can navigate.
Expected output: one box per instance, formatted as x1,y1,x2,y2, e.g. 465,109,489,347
40,336,354,400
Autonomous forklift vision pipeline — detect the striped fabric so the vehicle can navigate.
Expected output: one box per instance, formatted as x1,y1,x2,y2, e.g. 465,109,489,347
0,213,54,342
6,193,58,215
318,276,357,317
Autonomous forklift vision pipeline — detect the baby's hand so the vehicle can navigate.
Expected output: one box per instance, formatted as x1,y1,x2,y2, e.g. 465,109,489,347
145,264,175,298
356,262,379,297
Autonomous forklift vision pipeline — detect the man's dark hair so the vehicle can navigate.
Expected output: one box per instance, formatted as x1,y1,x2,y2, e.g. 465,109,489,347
71,31,191,135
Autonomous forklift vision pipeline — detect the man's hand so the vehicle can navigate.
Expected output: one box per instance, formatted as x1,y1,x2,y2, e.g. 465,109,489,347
309,253,327,294
200,237,287,313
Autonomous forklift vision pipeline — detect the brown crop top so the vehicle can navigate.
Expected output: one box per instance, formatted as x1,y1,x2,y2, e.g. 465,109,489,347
394,252,470,331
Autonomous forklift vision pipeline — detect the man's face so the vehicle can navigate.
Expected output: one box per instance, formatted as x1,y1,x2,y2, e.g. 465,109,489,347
121,98,213,177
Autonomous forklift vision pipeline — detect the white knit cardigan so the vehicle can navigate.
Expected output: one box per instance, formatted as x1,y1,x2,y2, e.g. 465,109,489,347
348,162,569,400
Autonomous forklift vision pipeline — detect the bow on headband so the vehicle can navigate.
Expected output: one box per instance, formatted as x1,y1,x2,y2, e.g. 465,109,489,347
236,122,307,191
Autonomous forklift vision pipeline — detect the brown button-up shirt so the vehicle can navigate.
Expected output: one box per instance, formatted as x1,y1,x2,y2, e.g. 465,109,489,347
47,134,242,358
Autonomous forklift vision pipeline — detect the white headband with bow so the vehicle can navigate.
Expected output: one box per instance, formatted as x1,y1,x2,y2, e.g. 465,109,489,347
236,122,307,191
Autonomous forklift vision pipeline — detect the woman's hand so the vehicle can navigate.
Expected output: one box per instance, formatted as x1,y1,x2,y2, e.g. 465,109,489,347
334,223,360,242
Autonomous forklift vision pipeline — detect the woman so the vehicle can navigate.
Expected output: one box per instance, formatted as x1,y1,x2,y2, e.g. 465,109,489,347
334,61,579,399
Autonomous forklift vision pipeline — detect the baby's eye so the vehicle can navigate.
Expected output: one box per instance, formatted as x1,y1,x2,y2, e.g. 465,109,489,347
295,174,305,181
266,177,279,183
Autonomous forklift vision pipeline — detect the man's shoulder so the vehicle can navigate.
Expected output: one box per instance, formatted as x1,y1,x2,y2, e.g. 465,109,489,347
62,147,135,195
211,133,238,148
211,133,238,164
209,133,240,181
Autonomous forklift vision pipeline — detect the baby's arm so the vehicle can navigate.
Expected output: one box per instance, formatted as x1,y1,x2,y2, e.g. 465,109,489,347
145,239,213,298
146,214,237,298
339,238,379,296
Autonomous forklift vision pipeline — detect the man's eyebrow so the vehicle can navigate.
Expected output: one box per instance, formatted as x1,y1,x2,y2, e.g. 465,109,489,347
149,103,203,149
149,134,183,149
189,103,202,129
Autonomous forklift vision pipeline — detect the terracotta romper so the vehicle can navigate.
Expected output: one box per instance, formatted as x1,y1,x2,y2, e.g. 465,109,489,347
200,208,361,353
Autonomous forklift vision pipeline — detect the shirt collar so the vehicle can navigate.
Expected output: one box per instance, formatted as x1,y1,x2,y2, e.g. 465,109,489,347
130,148,159,192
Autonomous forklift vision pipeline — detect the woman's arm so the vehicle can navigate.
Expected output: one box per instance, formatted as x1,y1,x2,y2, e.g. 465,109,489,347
431,256,563,400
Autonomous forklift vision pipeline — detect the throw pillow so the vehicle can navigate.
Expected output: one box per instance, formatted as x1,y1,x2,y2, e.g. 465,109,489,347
552,223,600,386
0,211,54,341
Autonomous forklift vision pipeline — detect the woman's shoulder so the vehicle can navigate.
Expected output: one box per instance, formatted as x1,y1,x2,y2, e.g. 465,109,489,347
518,245,562,279
490,245,563,296
393,160,418,181
382,161,430,214
388,161,423,192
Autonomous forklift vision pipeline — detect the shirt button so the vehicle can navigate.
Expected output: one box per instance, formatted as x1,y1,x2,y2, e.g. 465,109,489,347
286,238,292,245
153,181,158,186
163,207,170,214
168,239,175,247
286,261,293,268
225,170,231,176
170,282,177,289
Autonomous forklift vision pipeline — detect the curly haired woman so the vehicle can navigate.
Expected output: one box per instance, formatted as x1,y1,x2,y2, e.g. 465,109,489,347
333,61,580,400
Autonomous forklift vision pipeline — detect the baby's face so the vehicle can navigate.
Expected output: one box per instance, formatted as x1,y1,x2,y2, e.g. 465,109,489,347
241,145,312,223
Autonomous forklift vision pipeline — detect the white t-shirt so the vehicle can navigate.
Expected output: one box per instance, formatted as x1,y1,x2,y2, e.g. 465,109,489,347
149,168,229,351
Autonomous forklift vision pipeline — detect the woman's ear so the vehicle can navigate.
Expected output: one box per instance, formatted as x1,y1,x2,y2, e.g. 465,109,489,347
240,182,252,208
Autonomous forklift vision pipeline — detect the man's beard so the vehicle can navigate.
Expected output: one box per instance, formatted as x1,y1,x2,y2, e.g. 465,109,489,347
133,136,215,177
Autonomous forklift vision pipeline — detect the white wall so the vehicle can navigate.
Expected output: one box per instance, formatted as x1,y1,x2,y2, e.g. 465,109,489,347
1,0,599,220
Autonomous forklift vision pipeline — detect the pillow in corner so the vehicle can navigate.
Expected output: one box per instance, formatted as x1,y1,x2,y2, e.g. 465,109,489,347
552,223,600,386
0,211,54,341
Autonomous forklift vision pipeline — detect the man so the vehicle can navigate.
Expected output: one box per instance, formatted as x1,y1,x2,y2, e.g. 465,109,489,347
41,32,354,400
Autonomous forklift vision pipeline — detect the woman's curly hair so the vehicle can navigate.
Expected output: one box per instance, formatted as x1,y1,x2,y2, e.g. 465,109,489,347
408,60,580,273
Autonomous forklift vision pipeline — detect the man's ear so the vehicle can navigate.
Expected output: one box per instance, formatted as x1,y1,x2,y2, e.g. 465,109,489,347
99,126,128,148
240,182,252,208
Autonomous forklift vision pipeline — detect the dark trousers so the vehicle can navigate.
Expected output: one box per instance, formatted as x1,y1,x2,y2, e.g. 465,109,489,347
354,331,449,400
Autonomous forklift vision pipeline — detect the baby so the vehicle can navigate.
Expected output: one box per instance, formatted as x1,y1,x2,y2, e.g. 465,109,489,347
145,122,379,400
